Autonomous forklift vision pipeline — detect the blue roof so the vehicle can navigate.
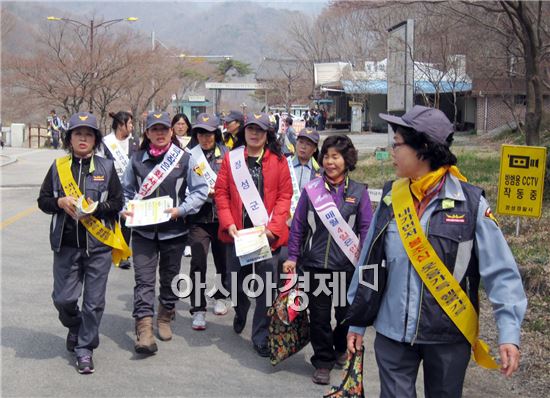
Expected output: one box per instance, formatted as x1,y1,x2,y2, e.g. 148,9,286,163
341,80,471,95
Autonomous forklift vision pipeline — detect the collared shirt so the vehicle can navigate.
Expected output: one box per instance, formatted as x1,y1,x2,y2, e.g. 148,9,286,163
292,156,315,192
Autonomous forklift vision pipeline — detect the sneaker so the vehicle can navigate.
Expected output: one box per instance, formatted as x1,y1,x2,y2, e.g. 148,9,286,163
191,311,206,330
76,355,95,374
213,299,228,316
119,259,131,269
184,246,192,257
66,330,78,352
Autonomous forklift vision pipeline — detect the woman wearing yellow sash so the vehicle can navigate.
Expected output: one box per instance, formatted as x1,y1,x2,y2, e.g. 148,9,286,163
38,112,125,374
346,106,527,397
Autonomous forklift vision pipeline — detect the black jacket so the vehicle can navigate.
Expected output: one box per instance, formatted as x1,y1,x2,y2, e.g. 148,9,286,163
37,155,123,252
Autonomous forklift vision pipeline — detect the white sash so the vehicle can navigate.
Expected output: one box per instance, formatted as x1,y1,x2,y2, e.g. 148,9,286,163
304,178,360,266
189,145,217,189
135,143,184,200
287,157,301,216
103,134,129,178
229,146,269,226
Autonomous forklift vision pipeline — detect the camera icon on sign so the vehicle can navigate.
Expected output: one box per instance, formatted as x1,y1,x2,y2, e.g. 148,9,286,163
508,155,538,169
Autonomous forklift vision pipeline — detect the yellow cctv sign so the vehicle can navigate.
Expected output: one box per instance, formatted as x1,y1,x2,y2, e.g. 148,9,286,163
497,145,547,218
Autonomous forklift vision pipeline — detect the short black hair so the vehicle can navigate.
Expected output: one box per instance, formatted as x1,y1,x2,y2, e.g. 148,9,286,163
109,111,133,132
319,134,358,172
395,125,457,170
63,127,103,152
285,117,293,126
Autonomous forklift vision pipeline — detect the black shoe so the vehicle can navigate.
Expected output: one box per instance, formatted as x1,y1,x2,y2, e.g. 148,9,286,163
119,260,131,269
335,351,348,368
66,330,78,352
76,355,95,374
312,368,330,385
253,344,270,358
233,315,246,334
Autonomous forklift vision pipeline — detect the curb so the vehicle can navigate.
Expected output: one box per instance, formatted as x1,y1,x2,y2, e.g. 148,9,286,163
0,154,18,167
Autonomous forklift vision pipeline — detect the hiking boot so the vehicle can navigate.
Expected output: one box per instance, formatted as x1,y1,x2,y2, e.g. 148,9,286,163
192,311,206,331
66,329,79,352
156,304,176,341
312,368,331,385
134,317,158,354
76,355,95,374
184,246,192,257
213,299,228,316
335,351,348,368
233,314,246,334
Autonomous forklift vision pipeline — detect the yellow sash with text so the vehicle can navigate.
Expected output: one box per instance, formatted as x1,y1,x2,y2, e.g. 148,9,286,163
56,156,132,266
392,177,498,369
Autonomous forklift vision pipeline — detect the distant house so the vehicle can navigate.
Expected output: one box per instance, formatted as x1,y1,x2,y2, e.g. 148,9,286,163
471,77,550,134
314,58,473,132
315,58,550,134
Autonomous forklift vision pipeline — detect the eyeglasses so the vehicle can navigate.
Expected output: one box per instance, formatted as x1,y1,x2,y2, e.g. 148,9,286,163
391,142,406,150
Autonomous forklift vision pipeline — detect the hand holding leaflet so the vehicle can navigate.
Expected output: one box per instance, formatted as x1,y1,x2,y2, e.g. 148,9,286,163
126,195,173,227
234,226,272,266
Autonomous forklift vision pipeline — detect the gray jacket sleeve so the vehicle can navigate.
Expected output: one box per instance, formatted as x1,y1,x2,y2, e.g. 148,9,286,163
475,196,527,346
177,156,209,217
347,205,381,336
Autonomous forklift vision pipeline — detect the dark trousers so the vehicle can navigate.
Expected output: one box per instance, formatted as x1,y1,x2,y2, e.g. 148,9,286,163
188,222,228,313
52,247,112,356
304,267,353,369
132,233,185,319
374,333,471,398
226,244,279,347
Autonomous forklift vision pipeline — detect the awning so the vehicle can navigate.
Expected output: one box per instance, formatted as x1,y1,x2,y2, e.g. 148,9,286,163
341,80,472,95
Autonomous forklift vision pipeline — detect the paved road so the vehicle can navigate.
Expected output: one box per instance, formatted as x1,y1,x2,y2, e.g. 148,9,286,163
0,142,421,398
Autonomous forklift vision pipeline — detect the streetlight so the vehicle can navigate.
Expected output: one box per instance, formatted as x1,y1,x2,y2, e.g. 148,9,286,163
150,32,233,111
47,16,138,112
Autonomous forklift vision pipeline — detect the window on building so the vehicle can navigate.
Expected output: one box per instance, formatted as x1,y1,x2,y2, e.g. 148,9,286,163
514,95,526,105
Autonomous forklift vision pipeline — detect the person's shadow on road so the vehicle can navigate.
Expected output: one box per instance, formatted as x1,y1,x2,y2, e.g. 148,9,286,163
1,326,68,360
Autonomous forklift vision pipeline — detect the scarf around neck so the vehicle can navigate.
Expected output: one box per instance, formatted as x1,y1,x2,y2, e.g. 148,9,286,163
149,142,171,157
410,165,467,201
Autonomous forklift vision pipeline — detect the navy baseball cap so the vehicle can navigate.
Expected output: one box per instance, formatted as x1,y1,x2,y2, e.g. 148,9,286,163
297,128,320,145
67,112,100,133
192,113,219,133
145,111,171,130
379,105,454,144
244,112,272,131
220,110,244,123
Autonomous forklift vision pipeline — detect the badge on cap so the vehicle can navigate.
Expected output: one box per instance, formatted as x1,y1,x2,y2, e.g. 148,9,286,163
254,113,262,119
154,113,162,119
202,116,209,122
79,115,89,121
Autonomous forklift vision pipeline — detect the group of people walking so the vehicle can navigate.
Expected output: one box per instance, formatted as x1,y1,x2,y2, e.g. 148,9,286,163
38,105,526,398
